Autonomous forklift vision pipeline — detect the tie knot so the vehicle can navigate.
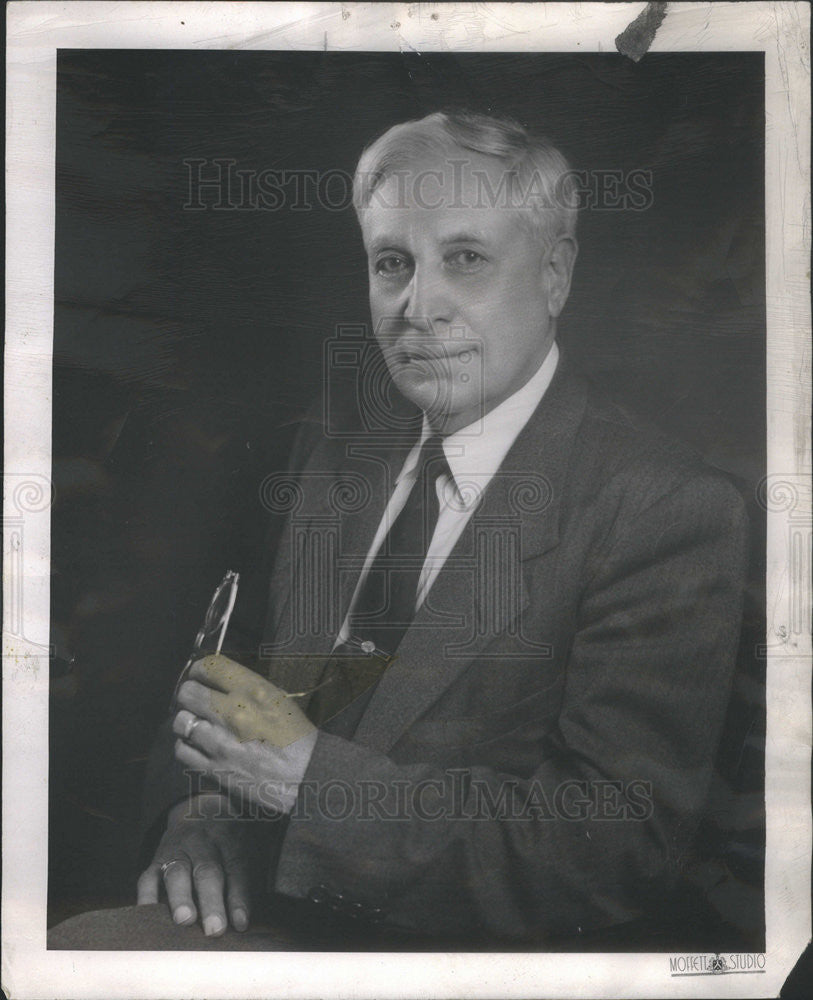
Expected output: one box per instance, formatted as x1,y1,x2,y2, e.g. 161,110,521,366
419,432,445,461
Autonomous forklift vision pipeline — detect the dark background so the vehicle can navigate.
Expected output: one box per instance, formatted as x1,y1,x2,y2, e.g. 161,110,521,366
49,50,766,947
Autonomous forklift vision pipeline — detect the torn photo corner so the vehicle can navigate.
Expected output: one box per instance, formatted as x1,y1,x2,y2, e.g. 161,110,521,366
3,2,811,998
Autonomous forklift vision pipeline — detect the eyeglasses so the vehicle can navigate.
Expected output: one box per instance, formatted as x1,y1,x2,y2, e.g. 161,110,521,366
169,570,240,712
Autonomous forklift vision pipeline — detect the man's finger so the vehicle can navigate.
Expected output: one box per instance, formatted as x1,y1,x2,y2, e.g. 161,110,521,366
178,676,311,745
192,860,229,937
189,654,263,695
175,737,212,772
177,678,244,724
222,849,251,932
176,679,228,724
136,863,160,905
172,710,223,756
172,708,198,739
162,858,197,926
177,681,272,737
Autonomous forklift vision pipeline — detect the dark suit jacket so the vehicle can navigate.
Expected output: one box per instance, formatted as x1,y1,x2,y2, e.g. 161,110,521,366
247,356,748,944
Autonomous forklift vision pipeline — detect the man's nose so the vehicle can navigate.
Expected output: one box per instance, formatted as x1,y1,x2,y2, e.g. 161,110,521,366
401,266,452,331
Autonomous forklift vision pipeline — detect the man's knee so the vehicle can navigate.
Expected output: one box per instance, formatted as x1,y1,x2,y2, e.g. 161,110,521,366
48,903,199,950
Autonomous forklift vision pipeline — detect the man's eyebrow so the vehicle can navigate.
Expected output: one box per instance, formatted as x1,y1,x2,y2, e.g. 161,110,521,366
439,231,489,246
366,237,408,256
366,231,491,255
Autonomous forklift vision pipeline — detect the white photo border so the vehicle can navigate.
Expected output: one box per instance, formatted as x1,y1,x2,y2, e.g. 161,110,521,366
4,2,811,998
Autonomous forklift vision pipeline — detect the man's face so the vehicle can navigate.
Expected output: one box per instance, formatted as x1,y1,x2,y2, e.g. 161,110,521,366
360,152,575,434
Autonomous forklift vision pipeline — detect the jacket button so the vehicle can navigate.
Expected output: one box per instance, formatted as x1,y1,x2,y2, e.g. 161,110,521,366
307,884,330,905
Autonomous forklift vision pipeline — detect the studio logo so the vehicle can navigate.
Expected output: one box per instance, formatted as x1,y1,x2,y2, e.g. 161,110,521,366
669,953,766,977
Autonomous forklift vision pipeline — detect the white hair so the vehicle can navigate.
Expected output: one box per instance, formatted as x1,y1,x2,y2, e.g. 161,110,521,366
353,109,578,246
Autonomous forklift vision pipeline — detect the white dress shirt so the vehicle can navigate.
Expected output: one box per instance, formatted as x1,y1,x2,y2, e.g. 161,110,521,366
336,342,559,645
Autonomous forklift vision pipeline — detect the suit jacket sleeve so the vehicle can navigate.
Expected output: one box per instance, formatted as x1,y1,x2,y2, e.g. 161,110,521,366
271,471,749,940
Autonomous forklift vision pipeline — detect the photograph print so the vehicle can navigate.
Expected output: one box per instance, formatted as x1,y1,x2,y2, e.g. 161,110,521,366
43,45,769,958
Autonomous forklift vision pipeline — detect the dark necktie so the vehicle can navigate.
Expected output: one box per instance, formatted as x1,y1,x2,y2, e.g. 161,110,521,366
348,433,450,656
306,434,450,727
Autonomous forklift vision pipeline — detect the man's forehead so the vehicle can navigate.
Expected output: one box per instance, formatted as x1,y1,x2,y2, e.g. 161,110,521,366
358,150,533,245
360,200,527,251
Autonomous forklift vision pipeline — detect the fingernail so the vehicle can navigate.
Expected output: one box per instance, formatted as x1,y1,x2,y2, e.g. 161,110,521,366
173,905,194,925
233,908,248,931
204,915,224,937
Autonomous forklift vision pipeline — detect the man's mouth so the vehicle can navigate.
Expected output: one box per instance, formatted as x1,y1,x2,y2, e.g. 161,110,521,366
391,343,476,366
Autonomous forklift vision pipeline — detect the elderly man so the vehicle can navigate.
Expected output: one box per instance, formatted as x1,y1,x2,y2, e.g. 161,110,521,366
50,110,747,950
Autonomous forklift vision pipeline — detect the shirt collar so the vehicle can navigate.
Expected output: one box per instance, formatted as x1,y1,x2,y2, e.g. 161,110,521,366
395,341,559,500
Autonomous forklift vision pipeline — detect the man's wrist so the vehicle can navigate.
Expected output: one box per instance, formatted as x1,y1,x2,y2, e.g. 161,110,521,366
277,727,319,813
167,791,234,826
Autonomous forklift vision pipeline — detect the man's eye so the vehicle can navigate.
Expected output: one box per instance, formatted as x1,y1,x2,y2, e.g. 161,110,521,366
374,255,410,276
447,250,485,271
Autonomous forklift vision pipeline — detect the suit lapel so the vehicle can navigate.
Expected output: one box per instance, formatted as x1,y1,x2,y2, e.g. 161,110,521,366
263,436,414,661
353,361,588,753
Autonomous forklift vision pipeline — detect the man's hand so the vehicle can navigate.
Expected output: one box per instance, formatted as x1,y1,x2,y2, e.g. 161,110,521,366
182,654,315,746
173,654,318,813
136,793,250,936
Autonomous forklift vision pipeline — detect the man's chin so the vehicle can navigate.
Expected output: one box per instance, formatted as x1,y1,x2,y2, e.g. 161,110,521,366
389,369,483,432
390,367,452,416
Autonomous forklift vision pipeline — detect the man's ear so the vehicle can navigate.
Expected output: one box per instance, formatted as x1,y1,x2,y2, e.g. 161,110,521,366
543,236,578,319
